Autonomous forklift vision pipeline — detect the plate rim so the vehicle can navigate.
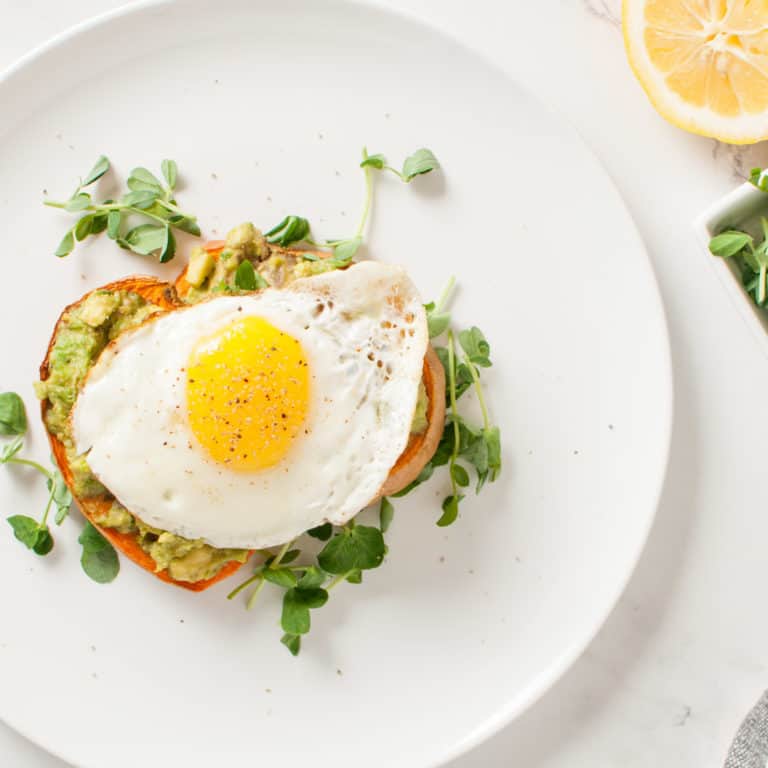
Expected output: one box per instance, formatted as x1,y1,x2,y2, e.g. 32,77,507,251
0,1,674,766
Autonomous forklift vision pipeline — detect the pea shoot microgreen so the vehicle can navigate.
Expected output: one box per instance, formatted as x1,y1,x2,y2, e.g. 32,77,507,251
45,156,200,262
79,522,120,583
264,146,440,264
234,260,268,291
709,167,768,308
0,392,27,436
379,497,394,533
0,392,118,581
227,271,500,655
360,147,440,182
227,519,388,656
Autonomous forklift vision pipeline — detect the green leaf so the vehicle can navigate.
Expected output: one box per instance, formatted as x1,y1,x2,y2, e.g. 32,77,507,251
709,231,754,258
0,435,24,462
266,215,311,247
159,226,176,263
391,462,435,497
280,594,309,637
281,633,301,656
432,424,455,467
332,236,362,262
82,156,110,187
32,527,54,556
161,159,178,190
427,312,451,338
65,193,92,212
55,230,75,257
122,190,159,210
451,463,470,487
435,347,473,400
461,430,488,488
168,214,201,236
281,587,329,634
107,210,122,240
379,497,394,533
437,494,463,527
346,569,363,584
361,153,386,169
402,148,440,181
298,565,326,589
74,214,96,241
78,522,120,583
318,525,386,574
129,167,163,190
750,167,768,191
263,567,298,588
281,548,301,565
485,426,501,482
458,327,491,367
124,224,168,256
234,260,268,290
127,177,163,194
91,214,108,236
47,469,72,525
293,586,329,609
7,515,41,549
0,392,27,436
307,522,333,541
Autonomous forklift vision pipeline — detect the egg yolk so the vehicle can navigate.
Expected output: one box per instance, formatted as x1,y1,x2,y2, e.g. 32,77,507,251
186,316,310,471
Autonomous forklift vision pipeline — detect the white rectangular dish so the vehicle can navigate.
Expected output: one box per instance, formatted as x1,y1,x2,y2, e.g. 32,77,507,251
695,182,768,352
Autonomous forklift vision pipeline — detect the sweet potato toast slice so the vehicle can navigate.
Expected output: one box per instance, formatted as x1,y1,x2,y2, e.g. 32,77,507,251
39,276,250,592
39,256,445,591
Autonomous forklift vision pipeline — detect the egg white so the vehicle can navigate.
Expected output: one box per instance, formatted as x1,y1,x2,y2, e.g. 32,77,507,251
72,262,428,549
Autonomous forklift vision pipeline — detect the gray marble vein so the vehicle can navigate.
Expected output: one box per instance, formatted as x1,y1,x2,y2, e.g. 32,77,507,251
581,0,620,28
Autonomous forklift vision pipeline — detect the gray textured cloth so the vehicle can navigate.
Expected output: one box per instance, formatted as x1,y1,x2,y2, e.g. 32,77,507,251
726,691,768,767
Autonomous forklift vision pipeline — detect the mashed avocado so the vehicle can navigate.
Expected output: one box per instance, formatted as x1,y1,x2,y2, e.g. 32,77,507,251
183,222,328,303
36,289,248,583
411,382,428,435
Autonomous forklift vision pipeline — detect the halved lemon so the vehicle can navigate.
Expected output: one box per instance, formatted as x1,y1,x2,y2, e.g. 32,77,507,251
623,0,768,144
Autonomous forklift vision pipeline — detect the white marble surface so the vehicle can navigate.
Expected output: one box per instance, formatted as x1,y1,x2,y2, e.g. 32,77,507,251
2,0,767,765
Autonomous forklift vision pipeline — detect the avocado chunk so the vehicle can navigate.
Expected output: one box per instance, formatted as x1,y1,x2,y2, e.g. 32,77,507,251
186,247,216,288
78,291,121,328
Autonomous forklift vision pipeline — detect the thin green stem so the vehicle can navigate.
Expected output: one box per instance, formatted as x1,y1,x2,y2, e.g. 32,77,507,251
435,276,456,313
447,331,460,497
39,485,55,529
270,540,294,569
327,571,351,590
94,204,170,226
43,201,67,209
463,350,490,431
7,457,53,479
246,577,267,610
226,567,264,600
382,165,406,182
154,198,196,220
356,148,375,238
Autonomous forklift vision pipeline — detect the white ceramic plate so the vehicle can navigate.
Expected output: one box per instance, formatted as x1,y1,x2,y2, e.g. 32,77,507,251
0,2,672,767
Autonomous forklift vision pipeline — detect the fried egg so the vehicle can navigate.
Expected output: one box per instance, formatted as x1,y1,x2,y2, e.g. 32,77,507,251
72,262,428,549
